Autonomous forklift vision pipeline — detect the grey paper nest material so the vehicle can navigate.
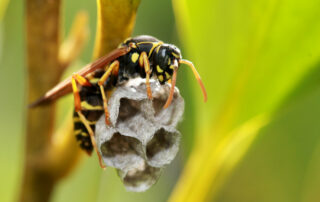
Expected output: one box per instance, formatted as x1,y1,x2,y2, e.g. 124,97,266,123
95,78,184,192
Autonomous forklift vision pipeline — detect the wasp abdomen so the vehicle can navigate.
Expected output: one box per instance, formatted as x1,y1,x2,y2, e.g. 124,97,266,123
73,70,105,154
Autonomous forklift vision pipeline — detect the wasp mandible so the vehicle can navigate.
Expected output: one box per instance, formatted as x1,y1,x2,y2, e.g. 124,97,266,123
30,35,207,168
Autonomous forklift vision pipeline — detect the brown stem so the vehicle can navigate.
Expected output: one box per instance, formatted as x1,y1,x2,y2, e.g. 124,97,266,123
20,0,62,201
19,0,141,201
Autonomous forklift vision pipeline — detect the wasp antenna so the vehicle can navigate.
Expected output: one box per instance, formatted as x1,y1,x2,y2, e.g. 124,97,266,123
179,59,207,102
163,67,177,109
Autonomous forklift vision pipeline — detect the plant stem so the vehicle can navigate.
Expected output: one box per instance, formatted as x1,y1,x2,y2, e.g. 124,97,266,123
19,0,141,201
20,0,62,201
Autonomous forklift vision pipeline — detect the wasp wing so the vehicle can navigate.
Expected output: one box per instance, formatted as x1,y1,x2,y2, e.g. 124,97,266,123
29,47,130,108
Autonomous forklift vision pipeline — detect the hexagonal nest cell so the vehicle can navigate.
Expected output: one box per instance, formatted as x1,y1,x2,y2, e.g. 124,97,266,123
95,78,184,191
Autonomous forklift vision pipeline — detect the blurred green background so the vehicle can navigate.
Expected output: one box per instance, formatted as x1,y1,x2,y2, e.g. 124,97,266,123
1,0,320,201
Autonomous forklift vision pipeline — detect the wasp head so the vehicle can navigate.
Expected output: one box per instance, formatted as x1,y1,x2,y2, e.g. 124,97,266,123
152,43,207,109
153,44,181,84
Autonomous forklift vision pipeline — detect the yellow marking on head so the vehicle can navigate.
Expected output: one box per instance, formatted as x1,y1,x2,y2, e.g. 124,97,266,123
157,65,163,73
131,52,139,63
158,75,164,82
165,72,171,79
169,65,175,69
81,101,103,110
172,52,180,58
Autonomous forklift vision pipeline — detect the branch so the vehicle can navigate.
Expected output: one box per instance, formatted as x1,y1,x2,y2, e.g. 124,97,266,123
20,0,141,201
20,0,62,201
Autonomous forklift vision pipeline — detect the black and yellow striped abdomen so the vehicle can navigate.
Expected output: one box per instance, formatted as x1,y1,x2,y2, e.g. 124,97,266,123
73,70,105,154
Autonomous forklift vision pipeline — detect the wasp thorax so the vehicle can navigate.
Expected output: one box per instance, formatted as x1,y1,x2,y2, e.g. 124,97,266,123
153,44,181,84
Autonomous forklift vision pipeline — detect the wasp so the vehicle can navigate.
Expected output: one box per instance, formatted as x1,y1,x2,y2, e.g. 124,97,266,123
30,35,207,168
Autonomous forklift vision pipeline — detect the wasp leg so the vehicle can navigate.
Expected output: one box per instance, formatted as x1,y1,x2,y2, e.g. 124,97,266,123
139,51,153,100
77,111,106,169
71,74,92,112
98,60,120,126
71,74,105,168
163,67,177,109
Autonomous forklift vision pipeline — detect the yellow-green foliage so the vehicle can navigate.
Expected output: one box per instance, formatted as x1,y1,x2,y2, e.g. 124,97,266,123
171,0,320,201
1,0,320,202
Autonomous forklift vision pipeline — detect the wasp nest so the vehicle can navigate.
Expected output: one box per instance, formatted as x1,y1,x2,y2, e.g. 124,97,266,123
95,78,184,192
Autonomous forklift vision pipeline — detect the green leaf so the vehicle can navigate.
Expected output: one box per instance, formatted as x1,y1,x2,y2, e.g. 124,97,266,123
170,0,320,201
215,84,320,202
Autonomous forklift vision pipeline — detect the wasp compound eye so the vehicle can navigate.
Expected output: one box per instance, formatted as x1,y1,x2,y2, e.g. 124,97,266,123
95,78,184,192
155,47,170,68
